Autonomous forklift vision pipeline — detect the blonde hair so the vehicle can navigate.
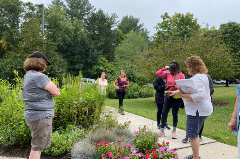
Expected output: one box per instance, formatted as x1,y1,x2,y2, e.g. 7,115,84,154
119,70,126,81
185,56,208,75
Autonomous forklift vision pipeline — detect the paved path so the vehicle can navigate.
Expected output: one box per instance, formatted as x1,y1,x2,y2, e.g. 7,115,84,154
105,106,238,159
1,106,238,159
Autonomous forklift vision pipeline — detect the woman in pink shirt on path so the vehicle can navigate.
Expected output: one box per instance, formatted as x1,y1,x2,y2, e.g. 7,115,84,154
156,60,185,139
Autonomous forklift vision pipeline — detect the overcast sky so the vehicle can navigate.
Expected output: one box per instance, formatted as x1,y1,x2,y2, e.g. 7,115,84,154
22,0,240,37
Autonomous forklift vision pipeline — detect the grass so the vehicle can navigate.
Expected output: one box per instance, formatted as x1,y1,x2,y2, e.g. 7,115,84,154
106,86,238,147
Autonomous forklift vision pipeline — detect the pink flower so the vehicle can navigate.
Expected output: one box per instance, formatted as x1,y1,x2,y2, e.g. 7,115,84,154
102,153,105,156
166,142,169,145
123,145,127,147
128,145,131,148
114,156,117,158
109,154,113,157
108,152,112,155
102,157,106,159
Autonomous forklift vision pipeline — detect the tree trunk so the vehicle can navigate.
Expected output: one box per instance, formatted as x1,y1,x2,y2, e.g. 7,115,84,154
225,80,229,87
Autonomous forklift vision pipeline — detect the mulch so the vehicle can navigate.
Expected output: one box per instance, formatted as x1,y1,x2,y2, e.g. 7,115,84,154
0,144,70,159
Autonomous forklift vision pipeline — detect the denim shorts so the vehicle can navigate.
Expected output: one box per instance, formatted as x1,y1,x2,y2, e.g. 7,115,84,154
186,111,207,138
26,117,52,151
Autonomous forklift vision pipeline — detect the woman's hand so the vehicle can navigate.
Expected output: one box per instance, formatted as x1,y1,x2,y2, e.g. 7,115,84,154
166,85,175,90
228,119,237,132
165,90,179,96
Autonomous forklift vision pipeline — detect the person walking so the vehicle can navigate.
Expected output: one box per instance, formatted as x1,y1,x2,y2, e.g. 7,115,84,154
22,51,60,159
113,70,129,115
182,74,214,143
94,72,108,94
156,60,185,139
166,56,213,159
228,86,240,158
153,76,171,130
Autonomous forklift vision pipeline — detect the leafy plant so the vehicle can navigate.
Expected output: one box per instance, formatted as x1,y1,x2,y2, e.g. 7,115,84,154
107,81,154,99
133,126,159,153
43,126,85,156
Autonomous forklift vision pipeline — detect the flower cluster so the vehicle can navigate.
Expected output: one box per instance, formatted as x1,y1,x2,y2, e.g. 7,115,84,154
95,140,132,159
144,147,178,159
118,121,131,129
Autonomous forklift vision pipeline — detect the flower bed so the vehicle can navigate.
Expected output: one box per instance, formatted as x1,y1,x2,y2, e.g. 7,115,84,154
95,126,178,159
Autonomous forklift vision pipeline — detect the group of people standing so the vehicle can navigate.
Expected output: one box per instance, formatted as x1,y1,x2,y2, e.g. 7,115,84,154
21,51,239,159
154,57,215,159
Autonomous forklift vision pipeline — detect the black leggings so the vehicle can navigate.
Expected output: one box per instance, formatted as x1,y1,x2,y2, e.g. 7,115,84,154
157,103,163,125
199,122,204,137
161,97,182,128
117,91,126,106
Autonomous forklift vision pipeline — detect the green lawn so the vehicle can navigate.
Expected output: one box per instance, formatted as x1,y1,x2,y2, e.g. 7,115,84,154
106,86,238,147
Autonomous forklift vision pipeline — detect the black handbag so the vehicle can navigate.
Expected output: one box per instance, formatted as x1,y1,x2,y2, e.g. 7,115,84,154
116,88,122,93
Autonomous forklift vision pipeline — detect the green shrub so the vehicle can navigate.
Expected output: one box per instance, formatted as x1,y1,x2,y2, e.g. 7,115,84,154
0,71,105,154
133,126,159,153
107,81,154,99
0,74,31,146
53,74,106,131
43,126,85,156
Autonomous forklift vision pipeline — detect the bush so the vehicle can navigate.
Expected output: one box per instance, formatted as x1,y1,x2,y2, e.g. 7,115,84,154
107,81,154,99
53,74,105,131
0,71,105,153
71,112,134,159
133,125,159,153
43,126,85,156
0,74,31,146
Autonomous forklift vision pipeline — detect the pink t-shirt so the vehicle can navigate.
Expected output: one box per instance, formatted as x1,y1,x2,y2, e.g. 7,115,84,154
156,68,185,91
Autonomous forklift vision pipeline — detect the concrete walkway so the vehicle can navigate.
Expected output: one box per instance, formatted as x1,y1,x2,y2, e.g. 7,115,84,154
104,106,238,159
0,106,238,159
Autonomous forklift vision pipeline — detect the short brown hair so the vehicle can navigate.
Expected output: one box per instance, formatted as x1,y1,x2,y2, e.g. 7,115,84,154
185,56,208,75
24,57,47,71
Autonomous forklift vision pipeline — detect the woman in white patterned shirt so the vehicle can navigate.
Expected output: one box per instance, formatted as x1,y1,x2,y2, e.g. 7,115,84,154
166,56,213,159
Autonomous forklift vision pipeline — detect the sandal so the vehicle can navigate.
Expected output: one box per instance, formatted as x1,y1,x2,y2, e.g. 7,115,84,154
184,154,201,159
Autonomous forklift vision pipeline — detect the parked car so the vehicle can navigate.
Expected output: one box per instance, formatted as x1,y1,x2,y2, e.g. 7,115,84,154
229,79,240,84
213,79,228,84
81,78,96,84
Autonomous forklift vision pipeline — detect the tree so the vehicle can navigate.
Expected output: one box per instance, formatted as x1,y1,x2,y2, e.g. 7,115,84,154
117,15,149,42
45,4,74,52
85,9,117,61
0,0,23,55
154,12,201,46
114,31,148,84
0,17,66,83
65,0,94,21
91,56,114,80
220,22,240,54
140,31,235,82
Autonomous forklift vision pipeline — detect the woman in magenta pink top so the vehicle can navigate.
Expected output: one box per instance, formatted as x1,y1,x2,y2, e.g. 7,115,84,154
113,70,129,115
156,60,185,139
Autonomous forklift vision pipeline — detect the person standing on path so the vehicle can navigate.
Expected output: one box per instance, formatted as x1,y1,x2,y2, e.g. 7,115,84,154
156,60,185,139
22,51,60,159
153,76,166,129
228,85,240,158
166,56,213,159
182,74,214,143
94,72,108,94
113,70,129,115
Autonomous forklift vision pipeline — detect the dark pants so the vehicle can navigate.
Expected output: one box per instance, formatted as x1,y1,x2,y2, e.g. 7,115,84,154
117,91,126,106
161,97,182,128
157,103,163,125
199,123,204,137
